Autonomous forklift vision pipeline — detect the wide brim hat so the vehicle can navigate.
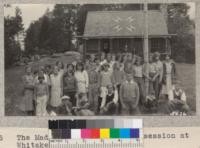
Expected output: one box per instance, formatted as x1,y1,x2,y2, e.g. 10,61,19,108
61,95,70,100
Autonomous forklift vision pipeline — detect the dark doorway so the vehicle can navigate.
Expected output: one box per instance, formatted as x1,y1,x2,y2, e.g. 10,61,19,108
101,39,110,53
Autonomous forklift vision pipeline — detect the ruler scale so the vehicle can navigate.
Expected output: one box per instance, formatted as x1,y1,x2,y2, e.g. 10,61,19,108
49,119,143,148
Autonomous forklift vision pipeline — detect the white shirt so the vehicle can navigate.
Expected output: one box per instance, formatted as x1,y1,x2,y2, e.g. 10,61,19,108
168,86,186,102
101,90,118,108
75,70,89,93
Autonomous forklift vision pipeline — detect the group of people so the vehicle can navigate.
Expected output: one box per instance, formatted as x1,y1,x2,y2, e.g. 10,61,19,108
20,51,190,116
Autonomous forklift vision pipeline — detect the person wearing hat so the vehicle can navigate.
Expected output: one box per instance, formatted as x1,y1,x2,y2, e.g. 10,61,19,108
59,96,73,115
166,80,190,114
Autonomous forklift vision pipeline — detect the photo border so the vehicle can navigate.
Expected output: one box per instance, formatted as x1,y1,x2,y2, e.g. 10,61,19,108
0,0,199,128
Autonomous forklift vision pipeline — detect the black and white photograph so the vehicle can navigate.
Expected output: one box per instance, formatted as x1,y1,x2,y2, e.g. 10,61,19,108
4,3,196,116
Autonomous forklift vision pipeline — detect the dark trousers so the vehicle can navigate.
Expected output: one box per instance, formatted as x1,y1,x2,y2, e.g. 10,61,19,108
116,84,121,114
63,91,76,107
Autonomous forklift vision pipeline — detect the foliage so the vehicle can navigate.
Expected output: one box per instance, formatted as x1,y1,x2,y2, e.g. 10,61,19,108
167,3,195,63
24,4,195,64
4,7,24,68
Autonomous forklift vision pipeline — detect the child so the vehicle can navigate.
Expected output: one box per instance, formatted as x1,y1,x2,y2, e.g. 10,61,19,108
100,52,107,66
34,66,50,86
120,73,140,115
144,54,159,97
45,64,52,77
34,75,49,116
126,52,133,63
20,66,35,115
124,61,134,75
84,58,90,72
166,80,190,115
112,62,125,91
153,52,163,99
88,63,99,113
73,93,94,116
56,60,64,75
99,63,113,108
75,62,89,94
50,66,63,113
94,57,101,72
133,57,145,105
59,96,73,115
99,84,118,115
106,53,114,73
89,54,96,66
63,64,77,107
111,53,116,65
161,54,176,98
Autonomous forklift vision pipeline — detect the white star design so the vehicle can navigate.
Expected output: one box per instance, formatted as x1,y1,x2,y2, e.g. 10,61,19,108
112,16,135,32
113,25,122,32
113,17,122,23
126,25,135,32
127,16,135,23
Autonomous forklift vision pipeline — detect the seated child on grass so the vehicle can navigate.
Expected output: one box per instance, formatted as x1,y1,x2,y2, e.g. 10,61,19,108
99,84,118,115
58,96,73,115
73,93,94,116
166,80,190,115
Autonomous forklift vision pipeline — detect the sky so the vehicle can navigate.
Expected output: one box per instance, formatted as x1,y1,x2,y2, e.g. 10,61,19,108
4,4,55,29
4,3,195,30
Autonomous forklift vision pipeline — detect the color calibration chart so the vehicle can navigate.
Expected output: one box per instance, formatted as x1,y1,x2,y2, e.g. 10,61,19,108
48,119,143,148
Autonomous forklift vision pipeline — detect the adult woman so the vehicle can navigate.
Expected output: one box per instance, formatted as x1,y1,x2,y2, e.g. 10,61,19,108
20,66,35,115
50,65,63,112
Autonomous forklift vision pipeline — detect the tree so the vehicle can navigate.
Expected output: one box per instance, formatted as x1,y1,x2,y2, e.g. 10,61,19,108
167,3,195,63
38,16,51,51
25,21,41,55
4,6,24,68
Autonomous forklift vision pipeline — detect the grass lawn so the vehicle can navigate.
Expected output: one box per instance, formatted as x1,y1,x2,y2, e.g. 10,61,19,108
4,56,196,116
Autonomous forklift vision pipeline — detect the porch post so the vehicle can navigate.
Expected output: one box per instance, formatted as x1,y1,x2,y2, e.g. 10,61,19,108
165,37,169,54
98,39,101,55
110,38,113,53
144,2,149,95
84,39,87,58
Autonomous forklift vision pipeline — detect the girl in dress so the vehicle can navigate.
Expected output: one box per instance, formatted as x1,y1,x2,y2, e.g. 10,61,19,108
50,65,63,113
20,66,35,115
75,62,89,94
161,54,176,98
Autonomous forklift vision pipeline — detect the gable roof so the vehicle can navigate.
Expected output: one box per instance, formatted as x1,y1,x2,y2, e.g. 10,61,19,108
83,11,169,38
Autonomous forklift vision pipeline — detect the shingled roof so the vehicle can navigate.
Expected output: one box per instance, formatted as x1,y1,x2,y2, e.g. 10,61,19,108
83,11,170,38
